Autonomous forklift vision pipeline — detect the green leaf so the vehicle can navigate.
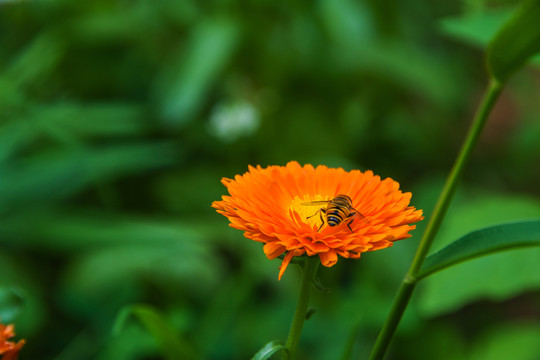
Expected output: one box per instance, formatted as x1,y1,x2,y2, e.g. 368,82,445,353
156,17,240,126
487,0,540,82
416,193,540,316
0,209,210,250
31,102,147,139
95,324,160,360
0,142,177,207
0,253,47,335
251,340,286,360
3,31,64,90
469,322,540,360
439,8,514,47
417,220,540,280
113,304,198,360
61,243,216,307
0,102,147,163
0,287,25,322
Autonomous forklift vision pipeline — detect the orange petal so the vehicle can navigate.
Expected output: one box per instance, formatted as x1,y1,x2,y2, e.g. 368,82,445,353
278,251,295,280
263,242,286,259
319,250,338,267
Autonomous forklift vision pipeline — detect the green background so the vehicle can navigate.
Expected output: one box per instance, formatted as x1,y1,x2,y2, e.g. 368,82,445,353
0,0,539,359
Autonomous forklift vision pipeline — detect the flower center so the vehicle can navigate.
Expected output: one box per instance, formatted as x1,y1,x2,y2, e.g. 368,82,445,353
288,194,332,229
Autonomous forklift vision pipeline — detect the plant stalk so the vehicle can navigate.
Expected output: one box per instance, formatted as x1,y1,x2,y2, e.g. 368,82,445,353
368,79,503,360
283,256,320,360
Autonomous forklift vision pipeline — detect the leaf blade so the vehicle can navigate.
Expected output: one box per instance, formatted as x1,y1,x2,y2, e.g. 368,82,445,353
251,340,286,360
487,0,540,82
157,17,240,126
113,304,198,360
417,221,540,280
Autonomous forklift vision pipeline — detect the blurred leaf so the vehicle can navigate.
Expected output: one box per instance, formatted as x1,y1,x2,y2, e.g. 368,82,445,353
3,31,64,90
155,166,228,214
55,232,218,320
0,210,221,328
487,0,540,82
358,42,461,105
417,193,540,316
318,0,461,105
0,287,24,323
113,304,198,360
195,269,257,357
0,210,212,250
439,8,514,47
470,322,540,360
417,221,540,280
0,78,24,113
44,214,220,319
73,9,151,44
251,340,286,360
0,103,147,162
0,120,35,164
96,323,160,360
62,244,215,297
0,142,177,208
318,0,374,45
157,17,240,126
0,253,46,335
31,102,148,140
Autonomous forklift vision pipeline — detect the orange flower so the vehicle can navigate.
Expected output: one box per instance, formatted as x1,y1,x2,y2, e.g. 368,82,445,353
0,323,24,360
212,161,423,280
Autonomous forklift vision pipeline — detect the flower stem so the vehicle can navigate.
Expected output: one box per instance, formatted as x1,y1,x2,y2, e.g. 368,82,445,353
368,79,503,360
283,256,320,360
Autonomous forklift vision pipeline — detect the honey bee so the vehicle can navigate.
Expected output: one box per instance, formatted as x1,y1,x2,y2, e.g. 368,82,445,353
303,194,365,232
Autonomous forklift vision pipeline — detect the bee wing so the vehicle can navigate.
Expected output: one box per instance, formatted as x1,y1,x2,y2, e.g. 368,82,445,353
301,200,331,206
350,210,370,224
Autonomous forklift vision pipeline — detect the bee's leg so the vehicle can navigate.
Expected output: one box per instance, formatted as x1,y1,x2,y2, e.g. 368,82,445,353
307,208,326,232
346,213,356,233
306,210,318,219
317,209,326,232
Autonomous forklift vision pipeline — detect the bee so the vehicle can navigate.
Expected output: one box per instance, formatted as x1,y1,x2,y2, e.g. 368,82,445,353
303,194,365,232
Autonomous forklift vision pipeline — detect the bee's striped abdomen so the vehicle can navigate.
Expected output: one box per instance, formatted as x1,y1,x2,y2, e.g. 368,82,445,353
326,207,348,226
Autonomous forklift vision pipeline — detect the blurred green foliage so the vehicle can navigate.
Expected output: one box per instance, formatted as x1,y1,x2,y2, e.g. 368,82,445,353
0,0,539,359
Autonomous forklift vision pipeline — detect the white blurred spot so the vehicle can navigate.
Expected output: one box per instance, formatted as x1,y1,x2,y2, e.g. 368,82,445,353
208,100,260,142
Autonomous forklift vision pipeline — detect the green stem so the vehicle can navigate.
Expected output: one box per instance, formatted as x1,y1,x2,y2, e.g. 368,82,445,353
368,79,503,360
283,256,320,360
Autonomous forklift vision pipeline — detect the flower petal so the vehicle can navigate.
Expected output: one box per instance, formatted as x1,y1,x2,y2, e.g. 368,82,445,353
319,250,338,267
278,251,295,280
263,242,286,259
